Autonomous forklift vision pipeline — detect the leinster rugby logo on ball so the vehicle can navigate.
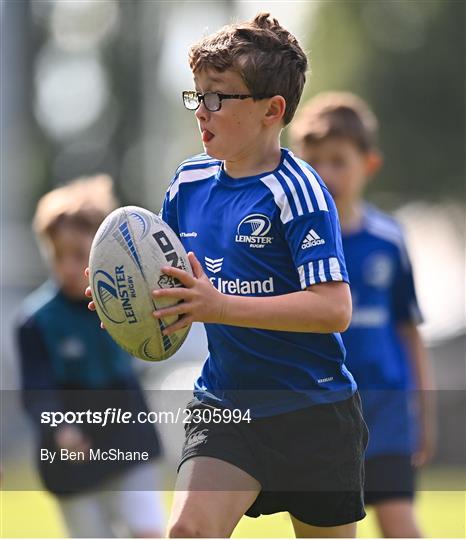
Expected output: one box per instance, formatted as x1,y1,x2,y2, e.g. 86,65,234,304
235,214,273,249
93,267,138,325
93,270,126,324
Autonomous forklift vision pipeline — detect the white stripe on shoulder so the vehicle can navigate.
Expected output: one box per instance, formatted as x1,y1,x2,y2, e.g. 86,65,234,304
261,174,293,223
367,210,403,239
329,257,343,281
297,265,306,289
286,156,328,211
283,161,314,213
178,154,215,167
169,164,219,201
318,259,326,282
280,170,304,216
366,221,403,246
308,262,316,285
365,219,405,249
365,215,409,268
176,155,219,173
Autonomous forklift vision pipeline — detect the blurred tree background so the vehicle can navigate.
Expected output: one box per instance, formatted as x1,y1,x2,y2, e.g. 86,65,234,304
296,0,464,204
3,0,464,227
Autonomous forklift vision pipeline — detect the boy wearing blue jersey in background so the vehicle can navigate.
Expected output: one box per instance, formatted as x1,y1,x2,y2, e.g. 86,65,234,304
143,13,367,539
17,176,164,537
290,92,436,537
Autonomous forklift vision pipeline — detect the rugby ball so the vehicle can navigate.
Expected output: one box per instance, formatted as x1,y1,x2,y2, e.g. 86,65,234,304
89,206,192,361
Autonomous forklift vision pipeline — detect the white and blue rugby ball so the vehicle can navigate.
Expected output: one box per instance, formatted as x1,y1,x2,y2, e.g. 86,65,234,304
89,206,192,361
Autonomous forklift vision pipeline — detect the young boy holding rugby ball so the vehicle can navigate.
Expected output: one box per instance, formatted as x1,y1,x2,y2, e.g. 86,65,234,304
153,13,367,538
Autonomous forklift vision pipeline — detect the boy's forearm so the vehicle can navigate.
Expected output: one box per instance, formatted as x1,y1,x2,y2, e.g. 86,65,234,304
220,282,352,333
398,323,437,463
399,324,436,424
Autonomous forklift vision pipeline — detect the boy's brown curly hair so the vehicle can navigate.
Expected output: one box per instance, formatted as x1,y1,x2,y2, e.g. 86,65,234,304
188,13,308,125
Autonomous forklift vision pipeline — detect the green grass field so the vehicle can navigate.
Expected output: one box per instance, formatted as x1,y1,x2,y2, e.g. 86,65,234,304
1,487,464,538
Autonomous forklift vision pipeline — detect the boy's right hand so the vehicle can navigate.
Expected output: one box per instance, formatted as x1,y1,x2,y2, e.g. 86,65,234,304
84,267,105,329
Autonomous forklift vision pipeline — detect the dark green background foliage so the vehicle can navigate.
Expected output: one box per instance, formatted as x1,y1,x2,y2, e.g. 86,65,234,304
300,0,464,203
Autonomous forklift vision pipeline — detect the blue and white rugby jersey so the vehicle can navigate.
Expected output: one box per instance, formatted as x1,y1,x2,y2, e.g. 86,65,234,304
341,204,423,456
161,148,356,416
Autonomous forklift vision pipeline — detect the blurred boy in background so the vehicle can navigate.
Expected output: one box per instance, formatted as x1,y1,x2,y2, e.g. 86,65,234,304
290,92,436,538
16,176,164,538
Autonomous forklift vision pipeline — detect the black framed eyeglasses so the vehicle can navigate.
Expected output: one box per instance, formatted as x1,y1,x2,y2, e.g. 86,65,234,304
182,91,271,112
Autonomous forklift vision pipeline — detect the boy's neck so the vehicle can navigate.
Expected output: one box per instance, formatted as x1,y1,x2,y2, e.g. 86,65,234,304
336,200,365,233
223,137,282,179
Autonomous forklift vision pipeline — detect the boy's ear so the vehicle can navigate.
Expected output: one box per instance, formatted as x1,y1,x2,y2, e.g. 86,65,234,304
365,150,383,176
264,96,286,125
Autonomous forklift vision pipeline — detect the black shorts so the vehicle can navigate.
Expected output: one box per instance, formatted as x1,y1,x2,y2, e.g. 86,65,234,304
178,392,369,527
364,454,416,505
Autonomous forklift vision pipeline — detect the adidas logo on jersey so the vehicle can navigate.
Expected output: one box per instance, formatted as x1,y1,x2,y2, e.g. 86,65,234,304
301,229,325,249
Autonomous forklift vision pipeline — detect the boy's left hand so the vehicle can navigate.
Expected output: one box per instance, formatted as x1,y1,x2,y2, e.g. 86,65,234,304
152,252,226,336
412,411,436,468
